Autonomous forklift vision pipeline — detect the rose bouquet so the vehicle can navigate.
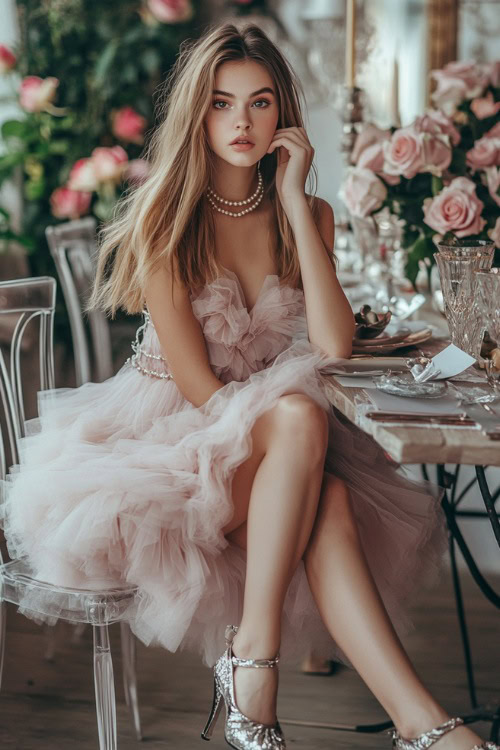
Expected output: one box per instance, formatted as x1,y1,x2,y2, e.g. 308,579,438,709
340,61,500,288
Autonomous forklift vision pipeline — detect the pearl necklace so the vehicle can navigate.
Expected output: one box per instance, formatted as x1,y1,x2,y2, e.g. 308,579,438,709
207,167,264,217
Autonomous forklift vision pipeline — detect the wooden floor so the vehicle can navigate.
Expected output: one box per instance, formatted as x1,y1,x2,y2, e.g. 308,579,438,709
0,570,498,749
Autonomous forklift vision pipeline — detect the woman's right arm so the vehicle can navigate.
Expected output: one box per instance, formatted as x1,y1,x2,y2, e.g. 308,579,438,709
145,263,225,408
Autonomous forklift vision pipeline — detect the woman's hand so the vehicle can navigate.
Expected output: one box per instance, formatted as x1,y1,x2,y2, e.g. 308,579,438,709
266,126,314,214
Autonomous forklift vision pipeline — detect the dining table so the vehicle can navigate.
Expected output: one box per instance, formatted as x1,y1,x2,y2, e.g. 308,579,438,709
314,302,500,742
293,308,500,742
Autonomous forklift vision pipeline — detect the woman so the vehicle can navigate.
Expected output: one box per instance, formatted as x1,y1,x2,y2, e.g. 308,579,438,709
2,22,495,750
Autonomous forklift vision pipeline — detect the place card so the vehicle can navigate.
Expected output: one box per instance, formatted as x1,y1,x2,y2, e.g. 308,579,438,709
412,344,476,382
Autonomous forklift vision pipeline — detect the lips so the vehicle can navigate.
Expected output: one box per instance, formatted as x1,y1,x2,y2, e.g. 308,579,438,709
230,136,254,145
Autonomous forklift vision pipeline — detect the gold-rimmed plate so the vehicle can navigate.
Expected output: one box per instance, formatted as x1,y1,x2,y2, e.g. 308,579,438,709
351,328,433,355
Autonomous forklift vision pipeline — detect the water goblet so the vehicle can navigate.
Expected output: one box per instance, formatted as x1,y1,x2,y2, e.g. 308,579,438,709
437,238,495,271
475,268,500,397
434,251,484,361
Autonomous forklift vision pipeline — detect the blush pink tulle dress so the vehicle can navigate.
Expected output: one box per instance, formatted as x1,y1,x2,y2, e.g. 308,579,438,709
1,269,447,666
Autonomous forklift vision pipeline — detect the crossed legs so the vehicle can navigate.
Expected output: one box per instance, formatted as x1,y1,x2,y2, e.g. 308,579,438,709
223,393,483,749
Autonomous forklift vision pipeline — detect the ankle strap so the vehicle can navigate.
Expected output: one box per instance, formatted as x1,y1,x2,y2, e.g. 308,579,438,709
389,716,464,748
225,624,239,645
231,654,280,669
224,625,280,668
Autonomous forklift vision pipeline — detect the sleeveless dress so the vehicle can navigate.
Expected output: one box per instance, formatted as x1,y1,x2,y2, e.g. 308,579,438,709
0,269,447,667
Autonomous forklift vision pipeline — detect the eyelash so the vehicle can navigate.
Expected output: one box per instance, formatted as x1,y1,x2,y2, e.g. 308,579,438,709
212,99,271,110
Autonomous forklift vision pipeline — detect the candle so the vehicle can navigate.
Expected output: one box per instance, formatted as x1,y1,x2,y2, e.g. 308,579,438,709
345,0,356,87
390,56,401,127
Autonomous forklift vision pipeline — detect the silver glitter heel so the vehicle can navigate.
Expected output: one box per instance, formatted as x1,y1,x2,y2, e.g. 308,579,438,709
389,716,499,749
201,625,286,749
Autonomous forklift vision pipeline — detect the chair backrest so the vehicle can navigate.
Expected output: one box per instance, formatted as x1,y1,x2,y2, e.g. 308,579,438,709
45,217,113,386
0,277,56,478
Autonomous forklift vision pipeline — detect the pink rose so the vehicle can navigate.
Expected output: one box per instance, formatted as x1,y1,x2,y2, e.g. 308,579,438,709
414,109,461,146
125,158,151,185
466,136,500,170
420,133,452,176
0,44,16,73
486,61,500,89
383,126,426,179
341,167,387,218
68,158,99,192
351,123,391,165
431,61,489,115
488,217,500,249
50,186,92,220
470,91,500,120
91,146,128,182
423,177,486,237
112,106,147,145
357,143,400,185
147,0,193,23
19,75,59,113
484,166,500,207
485,122,500,139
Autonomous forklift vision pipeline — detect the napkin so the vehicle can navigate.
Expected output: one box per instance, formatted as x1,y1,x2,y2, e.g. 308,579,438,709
367,389,464,416
411,344,476,383
335,375,378,389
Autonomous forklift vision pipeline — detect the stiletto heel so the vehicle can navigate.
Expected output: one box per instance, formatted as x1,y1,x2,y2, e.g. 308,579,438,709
200,624,286,749
389,716,499,749
201,677,223,741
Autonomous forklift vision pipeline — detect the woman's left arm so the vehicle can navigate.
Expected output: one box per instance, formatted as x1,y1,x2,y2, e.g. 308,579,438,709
268,126,355,358
289,197,354,358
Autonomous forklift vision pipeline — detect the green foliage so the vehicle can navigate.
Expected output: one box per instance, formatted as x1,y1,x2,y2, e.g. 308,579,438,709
0,0,201,342
404,235,436,290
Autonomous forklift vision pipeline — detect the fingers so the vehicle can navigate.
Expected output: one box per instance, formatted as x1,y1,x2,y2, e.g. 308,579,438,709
267,132,314,158
267,136,302,156
274,126,312,146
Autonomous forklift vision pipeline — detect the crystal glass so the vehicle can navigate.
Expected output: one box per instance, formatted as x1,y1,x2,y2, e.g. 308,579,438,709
475,269,500,392
375,372,447,399
350,215,379,274
437,238,495,271
434,252,484,360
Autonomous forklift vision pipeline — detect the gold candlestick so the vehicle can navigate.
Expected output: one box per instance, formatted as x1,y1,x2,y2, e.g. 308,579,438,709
345,0,356,87
390,55,401,127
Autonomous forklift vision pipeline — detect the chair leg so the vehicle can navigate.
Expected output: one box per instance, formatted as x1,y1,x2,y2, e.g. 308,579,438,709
120,621,142,740
93,624,117,750
0,597,5,691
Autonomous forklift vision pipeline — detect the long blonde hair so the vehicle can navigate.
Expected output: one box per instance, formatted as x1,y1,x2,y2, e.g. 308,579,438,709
90,22,325,316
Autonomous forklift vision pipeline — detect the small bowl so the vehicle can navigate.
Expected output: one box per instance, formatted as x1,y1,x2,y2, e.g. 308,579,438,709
354,305,392,339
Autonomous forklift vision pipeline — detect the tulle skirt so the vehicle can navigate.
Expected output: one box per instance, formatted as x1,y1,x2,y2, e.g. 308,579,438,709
0,340,447,666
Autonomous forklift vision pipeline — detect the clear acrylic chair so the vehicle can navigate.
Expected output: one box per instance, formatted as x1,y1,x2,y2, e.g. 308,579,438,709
46,217,114,385
0,277,142,749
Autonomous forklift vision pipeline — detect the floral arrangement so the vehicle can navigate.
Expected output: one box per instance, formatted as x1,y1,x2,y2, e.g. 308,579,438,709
341,61,500,287
0,0,198,277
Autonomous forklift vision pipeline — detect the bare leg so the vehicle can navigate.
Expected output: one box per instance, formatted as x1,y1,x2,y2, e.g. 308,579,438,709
303,472,483,750
224,394,328,725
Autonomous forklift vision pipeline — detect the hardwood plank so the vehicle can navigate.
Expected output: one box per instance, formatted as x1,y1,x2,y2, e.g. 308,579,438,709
0,572,498,748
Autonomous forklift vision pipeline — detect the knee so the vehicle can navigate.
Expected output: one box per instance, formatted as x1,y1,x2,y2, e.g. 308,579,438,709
272,394,329,464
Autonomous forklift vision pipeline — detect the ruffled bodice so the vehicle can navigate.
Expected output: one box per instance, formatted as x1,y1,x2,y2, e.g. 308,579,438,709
133,270,308,384
1,262,448,667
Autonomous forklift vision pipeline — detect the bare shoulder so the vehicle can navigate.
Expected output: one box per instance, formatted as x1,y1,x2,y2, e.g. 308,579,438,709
307,194,335,252
146,255,191,311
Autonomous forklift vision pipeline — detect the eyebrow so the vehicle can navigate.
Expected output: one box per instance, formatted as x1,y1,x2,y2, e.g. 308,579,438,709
212,87,275,98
